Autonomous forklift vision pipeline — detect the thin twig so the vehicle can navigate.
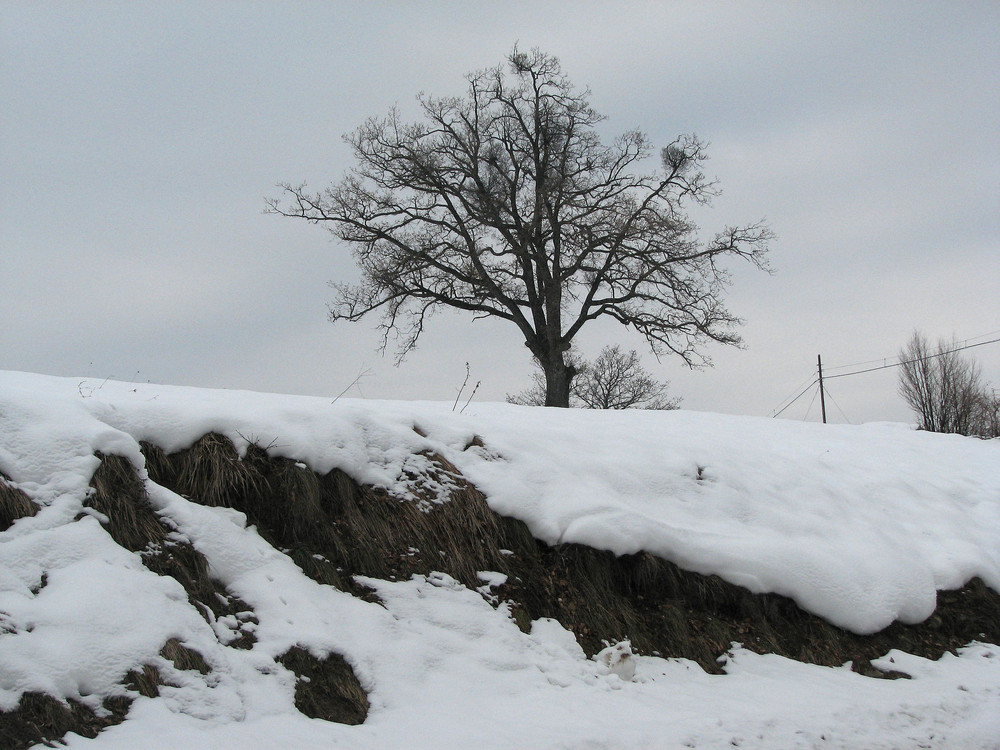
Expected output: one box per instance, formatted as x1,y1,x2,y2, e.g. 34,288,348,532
453,362,470,411
460,380,481,414
333,366,374,404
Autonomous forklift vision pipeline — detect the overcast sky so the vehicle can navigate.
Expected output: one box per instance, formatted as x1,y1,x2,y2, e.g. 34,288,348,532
3,1,998,423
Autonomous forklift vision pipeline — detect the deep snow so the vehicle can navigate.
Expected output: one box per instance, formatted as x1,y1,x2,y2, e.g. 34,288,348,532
1,370,999,749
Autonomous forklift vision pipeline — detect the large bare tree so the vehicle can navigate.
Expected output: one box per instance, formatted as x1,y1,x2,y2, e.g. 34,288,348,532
269,48,771,406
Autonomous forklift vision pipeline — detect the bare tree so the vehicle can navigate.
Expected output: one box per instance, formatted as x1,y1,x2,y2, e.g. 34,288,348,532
269,48,771,407
574,345,680,409
897,332,992,435
977,387,1000,438
507,345,679,410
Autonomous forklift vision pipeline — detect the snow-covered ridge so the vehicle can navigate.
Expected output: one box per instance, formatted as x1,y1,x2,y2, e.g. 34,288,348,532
2,370,998,636
3,370,1000,749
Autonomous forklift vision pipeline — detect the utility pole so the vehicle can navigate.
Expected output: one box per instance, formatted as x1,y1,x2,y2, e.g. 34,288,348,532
817,354,827,424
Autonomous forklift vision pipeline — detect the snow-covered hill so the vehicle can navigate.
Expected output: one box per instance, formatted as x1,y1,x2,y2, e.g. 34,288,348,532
2,371,999,749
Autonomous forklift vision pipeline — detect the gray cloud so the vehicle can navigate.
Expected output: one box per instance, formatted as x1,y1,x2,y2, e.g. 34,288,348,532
2,1,997,423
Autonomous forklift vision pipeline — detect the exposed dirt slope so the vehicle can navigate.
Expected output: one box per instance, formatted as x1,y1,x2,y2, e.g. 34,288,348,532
141,434,1000,671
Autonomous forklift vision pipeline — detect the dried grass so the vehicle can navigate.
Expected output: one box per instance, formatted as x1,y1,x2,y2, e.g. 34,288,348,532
3,427,995,750
0,693,130,750
0,473,37,532
4,428,997,748
141,435,538,595
87,446,368,730
86,452,259,646
140,432,1000,676
87,453,165,551
510,543,1000,674
124,638,211,699
276,646,369,725
0,452,274,749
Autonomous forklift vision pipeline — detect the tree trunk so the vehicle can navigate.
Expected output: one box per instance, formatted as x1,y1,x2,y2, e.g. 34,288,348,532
541,353,575,408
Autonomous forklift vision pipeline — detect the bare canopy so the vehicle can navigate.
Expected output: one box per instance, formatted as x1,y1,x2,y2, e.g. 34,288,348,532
269,48,771,406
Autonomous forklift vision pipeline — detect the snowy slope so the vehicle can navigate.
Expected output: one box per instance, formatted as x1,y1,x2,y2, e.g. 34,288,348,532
1,370,999,749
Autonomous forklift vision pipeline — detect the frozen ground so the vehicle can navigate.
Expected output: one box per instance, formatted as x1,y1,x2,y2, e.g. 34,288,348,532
1,370,999,749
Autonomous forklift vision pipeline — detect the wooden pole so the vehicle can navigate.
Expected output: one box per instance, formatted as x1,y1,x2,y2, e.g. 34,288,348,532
817,354,827,424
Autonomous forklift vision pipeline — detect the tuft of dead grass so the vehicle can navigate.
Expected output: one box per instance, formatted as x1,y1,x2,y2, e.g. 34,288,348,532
0,473,37,532
0,693,130,750
124,638,212,699
277,646,369,725
86,452,259,647
87,453,165,551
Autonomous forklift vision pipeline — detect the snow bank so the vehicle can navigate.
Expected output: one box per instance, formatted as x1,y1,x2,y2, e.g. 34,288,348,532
451,404,1000,634
2,370,1000,748
4,371,997,634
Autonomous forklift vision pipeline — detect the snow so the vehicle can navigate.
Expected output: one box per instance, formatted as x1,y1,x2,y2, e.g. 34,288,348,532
595,640,637,681
1,369,999,748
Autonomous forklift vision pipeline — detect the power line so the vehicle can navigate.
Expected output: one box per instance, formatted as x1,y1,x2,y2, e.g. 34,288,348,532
824,336,1000,381
824,386,852,424
768,373,821,417
771,378,818,418
802,386,819,422
822,328,1000,374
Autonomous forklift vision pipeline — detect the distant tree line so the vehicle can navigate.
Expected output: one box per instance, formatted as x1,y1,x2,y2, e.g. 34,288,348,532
897,332,999,438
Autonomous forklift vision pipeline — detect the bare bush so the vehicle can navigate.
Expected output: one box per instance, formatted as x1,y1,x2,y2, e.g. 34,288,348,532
897,332,998,437
508,345,679,410
574,345,680,410
977,387,1000,438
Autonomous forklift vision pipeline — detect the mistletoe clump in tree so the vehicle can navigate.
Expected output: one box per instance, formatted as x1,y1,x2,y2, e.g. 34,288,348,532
269,48,771,407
